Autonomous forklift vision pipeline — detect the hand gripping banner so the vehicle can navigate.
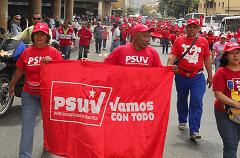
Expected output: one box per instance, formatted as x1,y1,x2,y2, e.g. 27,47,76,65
40,60,174,158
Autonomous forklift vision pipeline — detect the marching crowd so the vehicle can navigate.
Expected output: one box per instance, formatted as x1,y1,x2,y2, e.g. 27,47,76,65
3,13,240,158
7,13,240,61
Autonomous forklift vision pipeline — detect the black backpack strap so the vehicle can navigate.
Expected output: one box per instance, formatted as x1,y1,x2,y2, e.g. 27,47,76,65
174,35,198,65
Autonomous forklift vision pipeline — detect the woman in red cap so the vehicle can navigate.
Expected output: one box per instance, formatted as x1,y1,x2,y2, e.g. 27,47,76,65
213,42,240,158
212,34,227,71
9,22,63,158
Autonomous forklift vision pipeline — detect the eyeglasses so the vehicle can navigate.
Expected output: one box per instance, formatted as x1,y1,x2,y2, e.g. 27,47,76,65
33,17,42,20
15,18,21,20
228,51,240,55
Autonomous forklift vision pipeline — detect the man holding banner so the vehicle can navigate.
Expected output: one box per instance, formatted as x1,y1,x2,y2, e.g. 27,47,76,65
40,24,175,158
105,24,162,67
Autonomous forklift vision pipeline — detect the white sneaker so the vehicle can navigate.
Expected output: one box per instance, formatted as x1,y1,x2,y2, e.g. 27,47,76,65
178,123,187,130
190,132,201,140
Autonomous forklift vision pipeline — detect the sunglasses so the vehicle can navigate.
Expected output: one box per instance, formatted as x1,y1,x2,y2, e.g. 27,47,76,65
15,18,21,20
33,17,42,20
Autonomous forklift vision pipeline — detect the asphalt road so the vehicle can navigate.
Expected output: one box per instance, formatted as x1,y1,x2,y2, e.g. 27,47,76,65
0,38,239,158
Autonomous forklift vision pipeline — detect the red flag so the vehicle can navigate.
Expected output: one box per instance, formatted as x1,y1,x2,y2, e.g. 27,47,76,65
200,15,203,27
151,31,163,38
40,60,174,158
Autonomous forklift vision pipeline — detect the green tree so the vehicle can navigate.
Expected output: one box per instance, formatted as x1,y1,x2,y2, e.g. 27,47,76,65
140,4,158,16
126,7,137,16
158,0,199,18
140,4,150,16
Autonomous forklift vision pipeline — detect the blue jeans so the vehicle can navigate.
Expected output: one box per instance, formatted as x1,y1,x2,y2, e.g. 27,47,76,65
215,109,240,158
110,41,120,53
214,58,221,72
175,73,206,134
19,92,41,158
60,46,71,59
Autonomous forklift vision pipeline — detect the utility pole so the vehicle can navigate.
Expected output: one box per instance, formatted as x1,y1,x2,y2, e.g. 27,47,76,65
205,0,208,16
228,0,230,14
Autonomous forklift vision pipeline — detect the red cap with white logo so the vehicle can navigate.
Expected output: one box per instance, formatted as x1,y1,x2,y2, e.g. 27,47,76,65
187,18,200,27
32,22,49,35
224,42,240,52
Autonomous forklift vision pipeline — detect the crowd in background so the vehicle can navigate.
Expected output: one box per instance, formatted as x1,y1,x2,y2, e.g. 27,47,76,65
4,13,240,61
2,12,240,158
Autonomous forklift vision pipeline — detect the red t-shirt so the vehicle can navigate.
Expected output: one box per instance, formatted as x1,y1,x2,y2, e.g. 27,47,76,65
104,43,162,67
111,15,115,20
77,27,92,46
170,33,176,43
213,67,240,112
161,29,170,39
237,31,240,38
16,46,63,95
145,20,150,27
206,34,214,44
227,34,233,41
120,30,128,42
171,36,210,76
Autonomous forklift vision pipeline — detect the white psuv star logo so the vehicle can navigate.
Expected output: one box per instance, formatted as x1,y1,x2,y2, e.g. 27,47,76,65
50,81,113,126
182,44,201,64
89,88,96,98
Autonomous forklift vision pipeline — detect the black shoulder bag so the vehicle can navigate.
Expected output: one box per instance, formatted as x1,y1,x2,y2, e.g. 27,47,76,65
174,35,199,65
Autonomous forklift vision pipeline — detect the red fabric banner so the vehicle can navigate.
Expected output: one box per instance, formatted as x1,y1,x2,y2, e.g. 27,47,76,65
40,60,174,158
151,32,163,38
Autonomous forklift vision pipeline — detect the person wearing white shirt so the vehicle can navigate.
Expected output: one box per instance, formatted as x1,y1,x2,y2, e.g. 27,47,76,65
72,18,80,35
110,23,120,52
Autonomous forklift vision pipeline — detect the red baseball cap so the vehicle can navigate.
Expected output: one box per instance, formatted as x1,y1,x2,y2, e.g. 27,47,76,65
187,18,200,27
32,22,49,35
131,24,154,35
121,24,127,28
224,42,240,52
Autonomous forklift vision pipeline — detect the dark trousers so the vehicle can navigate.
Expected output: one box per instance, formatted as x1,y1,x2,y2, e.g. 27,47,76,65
60,46,71,59
103,39,107,49
215,109,240,158
74,28,78,36
209,43,214,51
162,38,169,54
120,40,126,45
95,38,102,53
78,45,88,59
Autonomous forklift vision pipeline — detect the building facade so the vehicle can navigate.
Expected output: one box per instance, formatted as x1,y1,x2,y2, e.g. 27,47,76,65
198,0,240,15
0,0,116,31
112,0,128,16
7,0,116,18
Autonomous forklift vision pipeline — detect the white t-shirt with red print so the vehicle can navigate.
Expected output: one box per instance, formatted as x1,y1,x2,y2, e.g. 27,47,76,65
171,35,210,76
16,45,63,95
104,43,162,67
